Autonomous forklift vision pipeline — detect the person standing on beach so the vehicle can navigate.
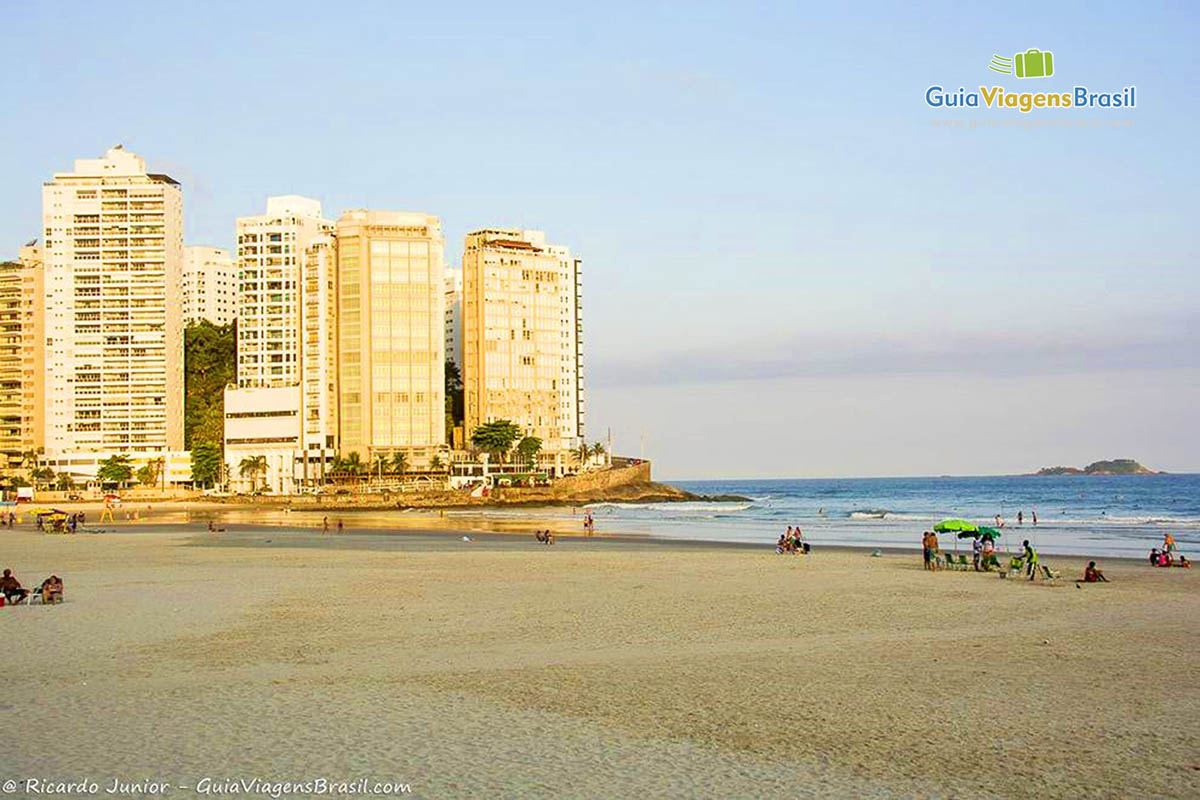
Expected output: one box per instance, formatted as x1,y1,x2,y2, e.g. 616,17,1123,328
1032,510,1038,526
322,516,329,534
922,531,936,571
337,519,344,534
1018,511,1024,526
971,534,982,571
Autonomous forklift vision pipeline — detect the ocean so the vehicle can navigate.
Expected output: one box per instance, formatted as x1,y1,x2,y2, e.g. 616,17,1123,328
448,473,1200,559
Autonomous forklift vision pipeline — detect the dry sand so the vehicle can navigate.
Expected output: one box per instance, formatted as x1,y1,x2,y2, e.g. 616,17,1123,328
3,526,1198,798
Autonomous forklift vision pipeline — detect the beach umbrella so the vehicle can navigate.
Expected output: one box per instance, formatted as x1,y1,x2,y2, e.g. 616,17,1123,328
934,519,977,533
958,526,999,540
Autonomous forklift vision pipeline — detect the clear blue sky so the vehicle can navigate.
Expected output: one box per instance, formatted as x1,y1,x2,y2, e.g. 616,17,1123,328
2,1,1197,478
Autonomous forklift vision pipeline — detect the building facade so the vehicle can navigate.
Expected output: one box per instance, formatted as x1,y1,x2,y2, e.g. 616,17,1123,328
182,245,236,326
335,210,446,469
17,244,44,461
444,269,462,369
235,196,331,388
223,384,303,494
300,235,338,480
0,258,28,470
462,228,584,475
41,146,184,464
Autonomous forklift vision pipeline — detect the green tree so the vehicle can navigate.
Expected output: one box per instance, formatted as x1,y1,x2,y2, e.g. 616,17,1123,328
515,435,543,469
97,454,134,486
190,441,222,487
55,472,75,491
332,451,363,477
390,450,408,475
445,360,464,444
471,419,522,463
239,455,267,491
184,321,236,449
591,441,607,461
429,454,444,471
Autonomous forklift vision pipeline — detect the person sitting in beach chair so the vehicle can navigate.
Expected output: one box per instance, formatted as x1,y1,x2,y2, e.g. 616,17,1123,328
1,568,29,604
1079,562,1108,583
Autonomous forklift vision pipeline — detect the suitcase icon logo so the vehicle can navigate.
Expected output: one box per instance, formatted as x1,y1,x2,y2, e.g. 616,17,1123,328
989,49,1055,79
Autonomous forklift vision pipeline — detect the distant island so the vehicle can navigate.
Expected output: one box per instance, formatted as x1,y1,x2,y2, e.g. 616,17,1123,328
1034,459,1163,476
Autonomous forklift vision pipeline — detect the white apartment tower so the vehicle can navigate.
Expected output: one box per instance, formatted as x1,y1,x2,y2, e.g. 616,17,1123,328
41,146,184,464
182,245,236,326
235,196,332,388
462,228,584,475
444,269,462,369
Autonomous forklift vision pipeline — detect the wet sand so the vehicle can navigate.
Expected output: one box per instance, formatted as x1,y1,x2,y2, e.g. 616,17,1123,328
4,526,1199,798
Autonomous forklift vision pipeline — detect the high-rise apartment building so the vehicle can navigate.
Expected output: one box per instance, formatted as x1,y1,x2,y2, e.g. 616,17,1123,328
41,146,184,473
335,210,445,469
0,245,42,470
300,234,338,478
444,269,462,369
17,243,44,461
182,245,236,326
235,196,332,388
462,228,584,475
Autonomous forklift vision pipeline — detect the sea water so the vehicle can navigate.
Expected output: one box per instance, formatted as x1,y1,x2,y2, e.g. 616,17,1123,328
448,474,1200,558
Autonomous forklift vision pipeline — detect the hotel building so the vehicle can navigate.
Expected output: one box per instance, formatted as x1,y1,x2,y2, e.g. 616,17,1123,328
182,245,236,326
461,228,584,475
40,146,184,480
335,210,445,469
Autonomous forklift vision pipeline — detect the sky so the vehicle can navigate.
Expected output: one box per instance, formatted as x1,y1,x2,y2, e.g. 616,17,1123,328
1,1,1197,479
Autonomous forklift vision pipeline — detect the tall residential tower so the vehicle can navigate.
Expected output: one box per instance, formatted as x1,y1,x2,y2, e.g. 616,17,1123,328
335,210,446,469
41,146,184,475
462,228,584,475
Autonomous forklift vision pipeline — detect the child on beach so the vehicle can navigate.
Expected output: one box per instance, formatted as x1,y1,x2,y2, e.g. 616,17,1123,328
1079,562,1108,583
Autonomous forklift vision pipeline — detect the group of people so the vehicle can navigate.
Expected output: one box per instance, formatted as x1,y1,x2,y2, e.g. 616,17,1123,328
35,511,85,533
1149,533,1190,567
776,525,810,554
534,529,556,545
1,567,63,605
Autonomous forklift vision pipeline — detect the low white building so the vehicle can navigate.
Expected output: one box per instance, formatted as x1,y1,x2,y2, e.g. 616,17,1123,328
223,384,309,494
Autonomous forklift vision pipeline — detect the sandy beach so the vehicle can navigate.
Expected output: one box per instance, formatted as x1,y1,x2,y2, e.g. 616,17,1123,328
4,525,1199,798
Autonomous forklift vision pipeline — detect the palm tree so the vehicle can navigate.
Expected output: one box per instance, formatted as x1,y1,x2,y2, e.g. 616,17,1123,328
591,441,607,465
238,455,267,491
429,454,443,472
344,451,363,476
56,471,75,491
391,450,408,476
516,435,542,469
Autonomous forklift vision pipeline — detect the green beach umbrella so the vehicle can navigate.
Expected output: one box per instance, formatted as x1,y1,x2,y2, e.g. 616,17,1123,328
957,526,1000,540
933,519,977,533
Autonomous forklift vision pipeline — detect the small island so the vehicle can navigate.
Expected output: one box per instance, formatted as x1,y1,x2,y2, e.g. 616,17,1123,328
1035,459,1163,476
